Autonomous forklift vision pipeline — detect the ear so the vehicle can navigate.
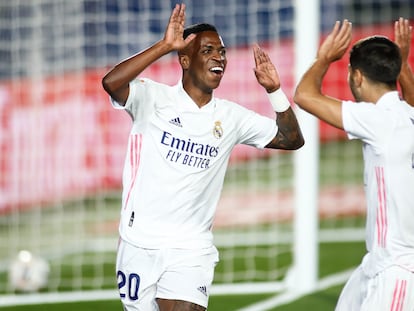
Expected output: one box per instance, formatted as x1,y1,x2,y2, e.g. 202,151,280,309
352,69,363,87
179,54,190,70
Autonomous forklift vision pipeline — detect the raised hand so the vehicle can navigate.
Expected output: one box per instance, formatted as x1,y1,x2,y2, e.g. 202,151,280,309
253,45,281,93
394,17,414,107
318,20,352,63
163,4,195,52
394,17,412,64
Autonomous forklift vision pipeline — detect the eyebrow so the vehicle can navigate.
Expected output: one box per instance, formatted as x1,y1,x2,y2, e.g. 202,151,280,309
202,44,226,49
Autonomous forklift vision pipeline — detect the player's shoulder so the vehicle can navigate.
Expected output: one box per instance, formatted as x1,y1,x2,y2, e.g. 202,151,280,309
131,77,171,90
214,97,250,113
131,78,177,103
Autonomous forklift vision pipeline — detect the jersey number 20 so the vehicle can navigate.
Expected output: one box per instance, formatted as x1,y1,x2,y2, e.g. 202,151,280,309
117,270,140,300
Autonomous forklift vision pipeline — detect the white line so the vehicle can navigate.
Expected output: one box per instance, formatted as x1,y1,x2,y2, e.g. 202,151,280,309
236,268,354,311
0,269,354,308
0,290,118,307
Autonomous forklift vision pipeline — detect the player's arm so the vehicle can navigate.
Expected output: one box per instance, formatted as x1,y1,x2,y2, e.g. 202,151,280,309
252,45,304,150
294,20,352,130
266,108,304,150
394,17,414,107
101,3,195,105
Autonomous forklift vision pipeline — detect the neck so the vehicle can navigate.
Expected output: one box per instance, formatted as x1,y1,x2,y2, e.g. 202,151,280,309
182,82,213,108
366,86,396,104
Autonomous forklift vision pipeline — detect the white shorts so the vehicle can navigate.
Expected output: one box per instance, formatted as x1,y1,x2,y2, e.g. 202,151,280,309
116,239,219,311
335,265,414,311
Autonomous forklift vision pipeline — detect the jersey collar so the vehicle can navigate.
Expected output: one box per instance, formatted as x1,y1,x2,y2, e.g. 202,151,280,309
175,81,216,112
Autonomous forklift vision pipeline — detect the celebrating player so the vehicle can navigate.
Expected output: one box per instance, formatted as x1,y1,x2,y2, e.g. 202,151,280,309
294,18,414,310
102,3,304,311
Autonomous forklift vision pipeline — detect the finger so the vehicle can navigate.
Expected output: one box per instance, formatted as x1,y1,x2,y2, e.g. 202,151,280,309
184,33,196,45
253,45,260,67
337,20,352,49
331,20,341,38
254,45,266,66
339,20,352,40
400,17,407,36
395,18,410,44
258,47,272,66
260,48,271,63
169,3,180,23
394,20,401,41
396,17,406,38
404,18,413,39
178,3,186,24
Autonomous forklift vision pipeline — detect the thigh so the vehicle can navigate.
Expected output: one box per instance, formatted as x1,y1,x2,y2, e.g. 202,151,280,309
156,246,219,309
362,265,414,311
116,240,161,311
156,298,206,311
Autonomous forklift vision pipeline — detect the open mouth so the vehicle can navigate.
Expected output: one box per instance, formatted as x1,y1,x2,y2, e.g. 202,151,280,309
209,66,224,75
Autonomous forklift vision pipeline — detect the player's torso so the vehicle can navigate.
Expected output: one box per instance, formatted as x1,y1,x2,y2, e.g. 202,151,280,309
363,101,414,272
120,83,242,248
132,86,238,177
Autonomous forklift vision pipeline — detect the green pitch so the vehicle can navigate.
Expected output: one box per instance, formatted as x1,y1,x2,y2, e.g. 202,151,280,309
0,240,365,310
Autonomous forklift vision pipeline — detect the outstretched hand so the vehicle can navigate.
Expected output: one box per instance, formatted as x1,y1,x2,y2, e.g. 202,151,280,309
394,17,412,64
394,17,414,107
317,20,352,63
163,4,195,52
253,45,281,93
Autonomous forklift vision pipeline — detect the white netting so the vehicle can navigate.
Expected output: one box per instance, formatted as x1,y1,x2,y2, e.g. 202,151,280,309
0,0,412,306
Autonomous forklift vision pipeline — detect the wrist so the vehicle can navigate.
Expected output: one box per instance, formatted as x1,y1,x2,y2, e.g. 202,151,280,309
268,88,291,112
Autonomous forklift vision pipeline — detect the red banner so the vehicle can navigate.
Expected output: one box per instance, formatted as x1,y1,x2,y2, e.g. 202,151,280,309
1,23,411,211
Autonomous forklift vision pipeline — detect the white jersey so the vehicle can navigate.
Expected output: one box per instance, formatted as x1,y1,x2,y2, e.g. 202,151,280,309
112,78,277,249
342,91,414,277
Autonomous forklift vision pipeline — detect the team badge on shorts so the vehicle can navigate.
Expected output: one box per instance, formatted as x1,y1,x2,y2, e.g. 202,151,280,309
213,121,223,139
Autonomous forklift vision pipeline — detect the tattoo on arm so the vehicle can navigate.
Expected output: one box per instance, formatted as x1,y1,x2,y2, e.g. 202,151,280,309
267,108,304,150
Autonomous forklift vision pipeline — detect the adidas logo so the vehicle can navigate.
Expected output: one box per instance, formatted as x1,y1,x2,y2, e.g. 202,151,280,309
169,117,182,127
197,285,207,297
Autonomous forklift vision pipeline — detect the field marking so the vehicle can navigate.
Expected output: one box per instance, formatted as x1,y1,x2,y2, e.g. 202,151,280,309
0,267,357,308
236,268,354,311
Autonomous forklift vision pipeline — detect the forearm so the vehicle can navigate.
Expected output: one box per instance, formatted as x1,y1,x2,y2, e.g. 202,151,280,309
268,107,304,150
102,40,173,103
264,88,304,150
293,58,329,111
399,63,414,107
294,58,344,129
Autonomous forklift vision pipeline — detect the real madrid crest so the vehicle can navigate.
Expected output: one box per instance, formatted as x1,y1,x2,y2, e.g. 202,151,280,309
213,121,223,139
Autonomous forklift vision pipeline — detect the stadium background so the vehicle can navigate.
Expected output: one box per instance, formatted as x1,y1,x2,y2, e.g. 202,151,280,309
0,0,413,310
1,0,412,211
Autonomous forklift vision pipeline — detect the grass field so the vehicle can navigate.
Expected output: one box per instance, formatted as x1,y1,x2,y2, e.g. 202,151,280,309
0,240,366,310
0,284,346,311
0,289,342,311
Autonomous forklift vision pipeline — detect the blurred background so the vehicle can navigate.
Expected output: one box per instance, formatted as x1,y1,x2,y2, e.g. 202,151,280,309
0,0,413,310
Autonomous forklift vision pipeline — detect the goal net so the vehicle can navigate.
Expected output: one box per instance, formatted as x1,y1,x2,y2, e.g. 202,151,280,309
0,0,412,306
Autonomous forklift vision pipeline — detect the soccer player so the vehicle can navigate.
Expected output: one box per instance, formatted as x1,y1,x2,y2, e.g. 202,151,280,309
293,18,414,310
102,3,304,311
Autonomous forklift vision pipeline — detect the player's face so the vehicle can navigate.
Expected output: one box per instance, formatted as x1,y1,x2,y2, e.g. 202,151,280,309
187,31,227,93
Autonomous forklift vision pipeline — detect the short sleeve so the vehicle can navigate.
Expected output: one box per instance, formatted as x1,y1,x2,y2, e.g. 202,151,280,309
342,100,386,145
236,107,278,148
110,78,154,122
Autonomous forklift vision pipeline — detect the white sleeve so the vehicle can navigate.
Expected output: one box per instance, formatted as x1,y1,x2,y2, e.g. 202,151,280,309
342,100,386,145
110,78,152,121
236,107,278,149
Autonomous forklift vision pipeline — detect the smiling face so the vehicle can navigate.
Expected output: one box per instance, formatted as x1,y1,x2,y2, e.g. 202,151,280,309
180,30,227,95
